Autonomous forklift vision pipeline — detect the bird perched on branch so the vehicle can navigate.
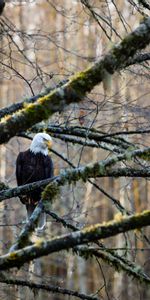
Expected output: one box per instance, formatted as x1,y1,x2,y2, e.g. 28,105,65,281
16,133,54,231
0,0,5,15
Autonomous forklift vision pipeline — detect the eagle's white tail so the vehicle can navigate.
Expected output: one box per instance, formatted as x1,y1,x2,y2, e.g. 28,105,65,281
37,212,46,231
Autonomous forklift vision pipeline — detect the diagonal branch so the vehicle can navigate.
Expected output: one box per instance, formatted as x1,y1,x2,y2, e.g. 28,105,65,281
45,209,150,284
0,51,149,121
0,79,68,120
0,18,150,144
1,146,150,202
0,210,150,271
9,201,43,252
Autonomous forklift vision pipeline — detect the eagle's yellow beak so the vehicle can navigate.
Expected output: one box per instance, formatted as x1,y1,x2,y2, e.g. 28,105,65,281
45,140,53,149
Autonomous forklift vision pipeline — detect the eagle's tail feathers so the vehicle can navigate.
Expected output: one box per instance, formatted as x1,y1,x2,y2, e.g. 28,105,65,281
37,212,46,232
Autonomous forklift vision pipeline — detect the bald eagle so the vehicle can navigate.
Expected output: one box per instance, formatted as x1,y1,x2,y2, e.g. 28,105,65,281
0,0,5,15
16,133,54,231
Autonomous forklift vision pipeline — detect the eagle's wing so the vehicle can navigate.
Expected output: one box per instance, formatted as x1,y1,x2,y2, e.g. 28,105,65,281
16,152,29,204
16,152,23,186
44,155,54,178
37,155,54,231
0,0,5,15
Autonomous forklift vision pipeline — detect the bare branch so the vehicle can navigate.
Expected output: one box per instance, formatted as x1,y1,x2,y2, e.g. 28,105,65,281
0,275,99,300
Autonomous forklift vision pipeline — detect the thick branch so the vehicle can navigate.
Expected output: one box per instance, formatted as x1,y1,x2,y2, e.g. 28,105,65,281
0,18,150,144
1,147,150,202
0,210,150,270
0,177,55,201
0,80,68,120
45,210,150,284
125,52,150,67
0,167,150,203
42,147,150,203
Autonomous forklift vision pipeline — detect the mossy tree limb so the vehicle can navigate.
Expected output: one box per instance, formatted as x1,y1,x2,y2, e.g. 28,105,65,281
9,201,43,252
1,146,150,202
0,18,150,144
0,176,55,202
75,245,150,284
0,51,150,121
0,79,68,120
42,146,150,203
44,209,150,284
0,210,150,271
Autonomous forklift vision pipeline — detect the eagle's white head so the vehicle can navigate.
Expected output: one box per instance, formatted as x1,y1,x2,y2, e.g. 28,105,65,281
30,132,53,156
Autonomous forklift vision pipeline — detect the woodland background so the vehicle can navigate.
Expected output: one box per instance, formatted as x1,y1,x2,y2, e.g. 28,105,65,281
0,0,150,299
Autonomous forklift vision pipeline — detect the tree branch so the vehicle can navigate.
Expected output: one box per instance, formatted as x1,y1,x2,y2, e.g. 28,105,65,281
44,210,150,284
30,124,132,150
0,17,150,144
1,146,150,202
0,275,99,300
9,201,43,252
0,80,68,120
0,210,150,270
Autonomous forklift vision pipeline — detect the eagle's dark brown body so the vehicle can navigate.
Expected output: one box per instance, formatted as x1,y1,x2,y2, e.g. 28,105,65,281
0,0,5,15
16,149,54,206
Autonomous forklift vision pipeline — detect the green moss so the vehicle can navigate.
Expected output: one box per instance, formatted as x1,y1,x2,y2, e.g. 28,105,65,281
73,247,93,260
42,182,60,204
0,182,9,191
93,162,106,176
25,101,50,123
70,65,100,96
9,252,18,260
81,166,90,182
68,170,81,184
125,151,133,161
139,152,150,161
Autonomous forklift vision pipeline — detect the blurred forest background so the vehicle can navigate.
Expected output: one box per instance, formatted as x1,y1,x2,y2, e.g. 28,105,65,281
0,0,150,299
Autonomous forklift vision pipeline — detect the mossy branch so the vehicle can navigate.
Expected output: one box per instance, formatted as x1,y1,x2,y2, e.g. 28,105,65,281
0,167,150,203
0,210,150,271
0,181,9,191
75,245,150,284
0,18,150,144
0,51,150,121
0,176,56,202
42,147,150,203
0,79,68,120
9,201,43,252
1,146,150,203
44,209,150,284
